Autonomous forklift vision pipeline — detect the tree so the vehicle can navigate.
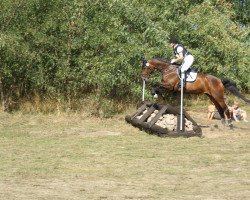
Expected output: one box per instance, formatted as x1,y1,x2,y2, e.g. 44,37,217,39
0,0,249,112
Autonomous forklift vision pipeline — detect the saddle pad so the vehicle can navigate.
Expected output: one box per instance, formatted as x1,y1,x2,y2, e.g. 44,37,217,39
176,69,197,82
186,71,197,82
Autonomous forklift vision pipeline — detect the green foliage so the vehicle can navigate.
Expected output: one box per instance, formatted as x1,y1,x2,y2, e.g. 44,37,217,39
0,0,249,112
232,0,250,26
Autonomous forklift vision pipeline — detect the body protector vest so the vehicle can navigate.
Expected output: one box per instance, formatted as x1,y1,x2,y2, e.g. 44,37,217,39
173,44,190,58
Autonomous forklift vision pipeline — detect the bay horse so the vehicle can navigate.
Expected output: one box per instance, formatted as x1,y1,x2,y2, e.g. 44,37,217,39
141,58,250,126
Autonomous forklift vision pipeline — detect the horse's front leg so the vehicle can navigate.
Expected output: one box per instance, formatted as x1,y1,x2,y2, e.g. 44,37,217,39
151,84,162,99
160,82,175,90
151,82,174,98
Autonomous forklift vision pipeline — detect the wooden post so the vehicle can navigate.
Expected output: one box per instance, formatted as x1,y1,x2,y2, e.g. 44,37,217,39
179,74,185,132
142,79,145,102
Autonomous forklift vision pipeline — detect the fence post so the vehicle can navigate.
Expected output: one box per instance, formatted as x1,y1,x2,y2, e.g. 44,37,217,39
179,74,185,132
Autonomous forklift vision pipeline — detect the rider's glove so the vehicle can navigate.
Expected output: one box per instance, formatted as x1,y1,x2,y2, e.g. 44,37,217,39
171,59,176,64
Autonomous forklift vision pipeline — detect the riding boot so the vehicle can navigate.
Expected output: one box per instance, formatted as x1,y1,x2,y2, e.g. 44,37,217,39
178,72,186,88
182,79,186,88
183,72,186,87
178,67,181,78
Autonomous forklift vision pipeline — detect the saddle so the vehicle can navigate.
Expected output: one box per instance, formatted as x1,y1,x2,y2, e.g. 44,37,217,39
177,68,198,82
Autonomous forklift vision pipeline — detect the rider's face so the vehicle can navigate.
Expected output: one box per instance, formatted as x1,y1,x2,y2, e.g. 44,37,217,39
170,43,175,48
166,43,174,48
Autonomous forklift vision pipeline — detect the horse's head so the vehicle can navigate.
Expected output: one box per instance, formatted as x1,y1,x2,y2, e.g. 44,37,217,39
141,59,157,81
141,58,171,81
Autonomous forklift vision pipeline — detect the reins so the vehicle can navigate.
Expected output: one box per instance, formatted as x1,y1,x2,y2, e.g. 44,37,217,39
153,59,178,77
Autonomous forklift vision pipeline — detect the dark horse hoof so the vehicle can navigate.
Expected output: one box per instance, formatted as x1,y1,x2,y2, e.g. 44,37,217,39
224,119,233,129
229,124,234,129
228,120,234,129
221,119,226,125
221,119,233,129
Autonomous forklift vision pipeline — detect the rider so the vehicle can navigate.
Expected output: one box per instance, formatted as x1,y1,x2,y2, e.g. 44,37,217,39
169,37,194,87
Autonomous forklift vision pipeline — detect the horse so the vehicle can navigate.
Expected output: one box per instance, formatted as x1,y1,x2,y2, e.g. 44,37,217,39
141,58,250,126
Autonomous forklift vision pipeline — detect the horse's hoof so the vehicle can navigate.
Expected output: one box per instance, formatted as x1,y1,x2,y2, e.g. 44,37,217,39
153,94,158,99
221,119,226,125
225,119,233,129
229,124,234,129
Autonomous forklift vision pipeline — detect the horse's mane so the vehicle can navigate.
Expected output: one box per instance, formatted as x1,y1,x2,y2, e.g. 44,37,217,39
152,57,179,70
153,57,171,64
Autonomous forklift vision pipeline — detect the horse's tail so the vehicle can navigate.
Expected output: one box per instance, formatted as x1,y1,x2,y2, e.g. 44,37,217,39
221,78,250,103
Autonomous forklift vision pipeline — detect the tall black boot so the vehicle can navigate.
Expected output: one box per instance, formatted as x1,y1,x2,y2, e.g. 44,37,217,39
180,72,186,88
183,72,186,87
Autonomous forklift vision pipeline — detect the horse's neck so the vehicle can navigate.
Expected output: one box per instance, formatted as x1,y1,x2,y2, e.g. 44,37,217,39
158,63,177,74
151,59,177,75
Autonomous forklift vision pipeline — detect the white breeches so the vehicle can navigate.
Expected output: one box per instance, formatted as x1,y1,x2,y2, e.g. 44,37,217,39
181,54,194,73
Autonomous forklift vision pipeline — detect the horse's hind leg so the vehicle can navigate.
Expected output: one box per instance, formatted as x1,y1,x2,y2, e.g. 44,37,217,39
208,94,233,127
208,95,225,120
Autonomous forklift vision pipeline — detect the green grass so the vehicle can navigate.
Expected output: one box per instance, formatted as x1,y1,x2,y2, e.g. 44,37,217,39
0,110,249,200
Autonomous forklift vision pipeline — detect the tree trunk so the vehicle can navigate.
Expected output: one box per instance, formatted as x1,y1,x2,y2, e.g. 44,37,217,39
0,77,6,111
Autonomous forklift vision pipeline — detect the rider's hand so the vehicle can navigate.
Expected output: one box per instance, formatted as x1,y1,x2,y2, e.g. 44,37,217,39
171,59,176,64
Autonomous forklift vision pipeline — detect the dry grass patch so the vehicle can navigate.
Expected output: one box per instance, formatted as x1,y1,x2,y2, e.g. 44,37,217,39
0,106,249,199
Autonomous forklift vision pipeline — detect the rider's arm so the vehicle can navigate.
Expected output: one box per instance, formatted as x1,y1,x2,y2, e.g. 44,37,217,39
172,52,184,63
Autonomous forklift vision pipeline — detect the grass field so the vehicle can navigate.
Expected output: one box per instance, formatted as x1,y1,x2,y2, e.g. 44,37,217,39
0,104,249,200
